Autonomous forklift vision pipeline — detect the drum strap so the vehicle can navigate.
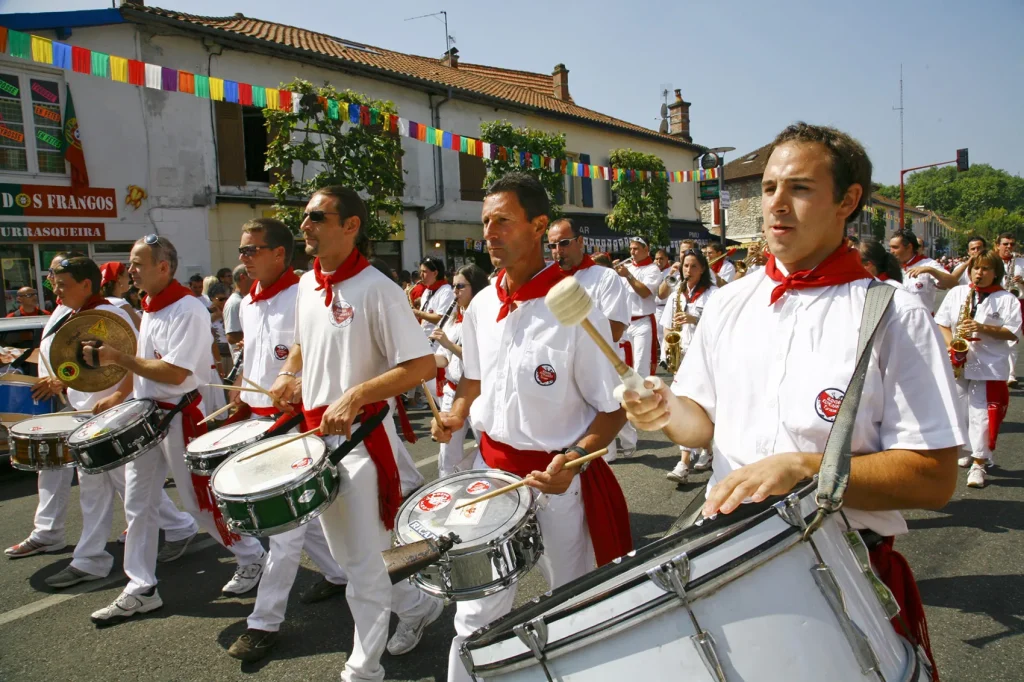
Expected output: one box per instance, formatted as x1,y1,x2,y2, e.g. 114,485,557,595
813,282,896,522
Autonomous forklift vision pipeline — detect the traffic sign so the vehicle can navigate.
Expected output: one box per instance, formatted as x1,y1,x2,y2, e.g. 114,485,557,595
699,180,719,201
720,190,730,209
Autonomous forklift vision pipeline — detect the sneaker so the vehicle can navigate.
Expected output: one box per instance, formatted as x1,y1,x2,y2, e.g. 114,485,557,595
5,537,67,559
386,597,444,655
117,529,128,544
967,465,986,488
666,462,689,484
958,456,972,468
91,588,162,625
227,628,279,662
299,577,347,604
692,449,713,472
1008,379,1019,389
45,565,103,589
222,558,265,595
157,531,197,563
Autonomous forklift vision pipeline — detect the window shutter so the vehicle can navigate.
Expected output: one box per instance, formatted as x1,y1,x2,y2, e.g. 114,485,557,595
459,154,487,202
214,101,246,186
580,153,593,208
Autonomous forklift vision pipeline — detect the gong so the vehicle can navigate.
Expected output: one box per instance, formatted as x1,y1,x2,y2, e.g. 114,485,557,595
49,310,136,393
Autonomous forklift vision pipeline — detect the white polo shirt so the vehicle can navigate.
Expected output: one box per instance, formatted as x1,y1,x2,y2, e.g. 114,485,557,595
623,261,662,318
135,294,212,402
462,266,621,452
672,269,964,537
570,264,631,327
240,280,299,410
659,283,717,352
901,255,943,312
419,282,455,341
999,257,1024,298
295,266,431,410
436,319,464,397
935,285,1023,381
714,259,737,284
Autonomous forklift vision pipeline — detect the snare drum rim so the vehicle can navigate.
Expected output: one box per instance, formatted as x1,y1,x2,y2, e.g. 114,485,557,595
185,419,274,459
220,476,340,538
10,414,90,441
67,399,161,448
210,435,331,503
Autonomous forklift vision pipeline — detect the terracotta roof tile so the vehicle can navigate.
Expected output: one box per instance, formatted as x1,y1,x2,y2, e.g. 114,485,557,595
125,6,700,150
721,143,773,181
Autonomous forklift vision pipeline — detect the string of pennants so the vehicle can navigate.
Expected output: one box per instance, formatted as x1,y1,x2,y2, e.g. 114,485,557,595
3,28,719,184
466,237,705,255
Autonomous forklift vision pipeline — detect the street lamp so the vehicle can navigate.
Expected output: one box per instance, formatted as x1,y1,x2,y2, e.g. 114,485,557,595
702,146,735,245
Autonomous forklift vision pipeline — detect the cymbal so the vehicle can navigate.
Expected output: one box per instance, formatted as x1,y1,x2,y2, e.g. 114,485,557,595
49,310,136,393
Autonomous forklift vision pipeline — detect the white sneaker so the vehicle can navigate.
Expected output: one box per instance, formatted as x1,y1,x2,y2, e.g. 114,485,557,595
692,449,713,472
966,465,986,488
222,557,265,595
91,588,162,624
666,461,689,484
958,456,972,468
387,597,444,655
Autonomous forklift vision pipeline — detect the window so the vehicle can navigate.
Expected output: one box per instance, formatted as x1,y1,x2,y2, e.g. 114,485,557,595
0,67,67,176
459,153,487,202
563,152,583,207
215,102,279,186
242,107,270,183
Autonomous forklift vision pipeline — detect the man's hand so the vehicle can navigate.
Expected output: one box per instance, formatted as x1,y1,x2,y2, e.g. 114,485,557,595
906,266,935,279
958,319,981,337
703,452,819,516
614,263,630,279
80,341,123,368
228,389,244,408
319,386,364,438
429,328,451,350
268,374,301,414
525,452,576,495
673,311,698,326
92,391,126,414
430,411,465,443
620,376,674,431
31,377,65,401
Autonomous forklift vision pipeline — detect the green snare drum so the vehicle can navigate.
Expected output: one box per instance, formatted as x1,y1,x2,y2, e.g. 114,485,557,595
210,434,339,537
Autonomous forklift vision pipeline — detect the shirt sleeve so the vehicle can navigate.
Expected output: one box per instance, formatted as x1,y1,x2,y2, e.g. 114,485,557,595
1001,294,1023,338
933,290,956,327
372,280,433,366
659,292,676,328
224,296,242,334
461,300,481,381
671,292,719,421
638,266,662,296
431,286,456,316
160,307,213,374
602,273,632,326
574,310,623,414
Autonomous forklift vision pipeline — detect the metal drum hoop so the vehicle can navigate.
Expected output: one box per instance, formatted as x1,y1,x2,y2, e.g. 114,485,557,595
68,399,162,448
210,441,335,505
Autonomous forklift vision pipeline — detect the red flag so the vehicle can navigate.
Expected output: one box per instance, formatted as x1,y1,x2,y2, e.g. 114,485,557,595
62,85,89,188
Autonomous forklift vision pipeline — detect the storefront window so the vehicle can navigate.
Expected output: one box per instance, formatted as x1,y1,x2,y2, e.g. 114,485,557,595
0,67,67,176
0,244,37,315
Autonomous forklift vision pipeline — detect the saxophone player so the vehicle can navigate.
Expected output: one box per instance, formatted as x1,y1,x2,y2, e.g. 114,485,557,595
995,233,1024,387
659,248,717,484
935,252,1022,488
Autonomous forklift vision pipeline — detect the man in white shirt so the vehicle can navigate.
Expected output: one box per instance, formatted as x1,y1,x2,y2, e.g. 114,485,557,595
936,252,1022,488
269,186,443,681
620,123,962,677
705,241,736,284
431,172,630,682
890,229,946,312
907,235,985,289
653,248,672,365
85,236,267,625
223,263,249,356
189,273,212,307
994,233,1024,387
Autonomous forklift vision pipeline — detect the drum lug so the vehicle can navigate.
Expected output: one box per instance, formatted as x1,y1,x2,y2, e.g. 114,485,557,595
512,618,556,682
246,502,260,531
811,563,881,676
285,494,299,518
843,531,901,620
691,631,727,682
112,439,123,456
773,492,806,530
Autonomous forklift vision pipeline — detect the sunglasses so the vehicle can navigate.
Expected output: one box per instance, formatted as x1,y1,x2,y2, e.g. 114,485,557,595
454,283,468,290
16,293,36,299
48,258,73,276
302,210,341,223
545,238,577,251
238,245,269,257
144,233,160,245
213,297,228,303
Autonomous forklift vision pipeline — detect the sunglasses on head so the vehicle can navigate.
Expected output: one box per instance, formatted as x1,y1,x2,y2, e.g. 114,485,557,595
238,245,269,257
144,233,160,245
545,238,577,250
48,258,72,275
302,210,341,223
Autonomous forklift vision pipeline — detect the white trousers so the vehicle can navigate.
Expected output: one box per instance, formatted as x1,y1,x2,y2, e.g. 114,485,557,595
71,465,197,578
617,316,654,452
438,390,473,477
247,517,347,632
1010,343,1018,382
122,415,265,595
28,467,75,545
656,305,667,361
447,454,595,682
955,378,1001,463
318,439,435,682
386,404,425,496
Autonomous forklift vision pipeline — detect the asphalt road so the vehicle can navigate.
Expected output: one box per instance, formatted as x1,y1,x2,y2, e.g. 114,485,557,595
1,379,1022,682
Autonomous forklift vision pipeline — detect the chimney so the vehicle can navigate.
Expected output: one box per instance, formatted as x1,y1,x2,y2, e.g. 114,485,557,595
441,47,459,68
552,64,570,102
666,89,692,143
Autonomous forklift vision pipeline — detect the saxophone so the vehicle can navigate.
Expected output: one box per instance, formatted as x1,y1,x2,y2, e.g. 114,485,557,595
663,281,685,374
1005,257,1021,297
948,289,975,379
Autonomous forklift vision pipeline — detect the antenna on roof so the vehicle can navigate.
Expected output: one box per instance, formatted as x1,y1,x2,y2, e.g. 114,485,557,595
405,10,454,56
657,84,672,134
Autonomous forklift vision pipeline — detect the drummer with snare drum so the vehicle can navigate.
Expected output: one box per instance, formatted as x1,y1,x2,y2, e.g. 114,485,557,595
619,123,963,677
431,172,632,682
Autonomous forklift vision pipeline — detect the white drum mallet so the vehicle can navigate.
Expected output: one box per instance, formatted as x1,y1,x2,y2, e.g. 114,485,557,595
545,276,655,403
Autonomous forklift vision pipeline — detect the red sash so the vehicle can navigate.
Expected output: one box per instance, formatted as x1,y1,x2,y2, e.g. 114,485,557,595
395,399,417,443
302,402,401,530
436,367,446,398
630,314,659,375
986,380,1009,451
479,432,632,567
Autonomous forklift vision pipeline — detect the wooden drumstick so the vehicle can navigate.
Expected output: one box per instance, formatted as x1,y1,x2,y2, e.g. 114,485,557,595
242,375,275,399
421,382,443,423
454,447,609,509
36,351,67,405
199,402,235,425
206,383,264,393
236,427,320,462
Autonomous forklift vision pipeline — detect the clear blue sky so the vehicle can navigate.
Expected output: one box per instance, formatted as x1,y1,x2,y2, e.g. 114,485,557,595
4,0,1022,183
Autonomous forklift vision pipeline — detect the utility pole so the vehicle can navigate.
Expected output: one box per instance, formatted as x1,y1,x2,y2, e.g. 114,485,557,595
893,64,904,172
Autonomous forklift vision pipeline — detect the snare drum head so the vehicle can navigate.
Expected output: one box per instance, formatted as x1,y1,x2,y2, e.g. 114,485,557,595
69,399,153,443
395,470,531,550
212,436,326,496
187,419,273,455
11,413,90,436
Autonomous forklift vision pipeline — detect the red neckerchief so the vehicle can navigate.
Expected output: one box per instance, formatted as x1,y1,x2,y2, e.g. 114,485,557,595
710,259,725,273
77,295,109,313
313,250,369,307
660,263,671,271
684,284,707,304
877,273,890,281
99,262,125,287
142,280,192,313
249,268,300,304
495,264,565,322
764,241,871,305
632,256,653,267
971,283,1002,294
903,253,926,269
408,282,425,305
455,309,464,324
565,254,597,275
424,278,448,292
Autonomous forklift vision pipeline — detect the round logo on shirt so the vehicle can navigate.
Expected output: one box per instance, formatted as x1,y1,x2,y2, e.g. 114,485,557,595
330,299,355,328
153,350,163,360
814,388,845,423
534,364,557,386
914,281,923,290
273,344,289,360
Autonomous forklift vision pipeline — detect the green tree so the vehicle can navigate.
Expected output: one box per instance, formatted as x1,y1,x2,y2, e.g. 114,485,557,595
883,164,1024,225
871,207,886,241
972,207,1024,242
263,79,405,240
479,121,566,219
606,149,670,245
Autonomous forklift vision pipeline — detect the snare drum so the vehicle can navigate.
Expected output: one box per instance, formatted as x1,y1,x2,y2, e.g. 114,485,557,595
0,373,57,417
9,413,91,471
67,399,167,474
185,419,274,476
393,470,542,602
462,481,929,682
211,435,338,537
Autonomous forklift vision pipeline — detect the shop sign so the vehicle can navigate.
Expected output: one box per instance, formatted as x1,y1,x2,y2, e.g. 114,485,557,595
0,184,117,218
0,223,107,241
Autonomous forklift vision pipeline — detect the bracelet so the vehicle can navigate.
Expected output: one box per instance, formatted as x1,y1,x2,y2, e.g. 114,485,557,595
565,445,589,472
278,371,298,378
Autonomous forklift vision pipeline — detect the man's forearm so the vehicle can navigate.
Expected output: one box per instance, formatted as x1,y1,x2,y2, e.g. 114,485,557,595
627,276,653,298
351,355,435,405
280,344,303,374
416,310,442,324
573,409,626,454
662,395,715,449
658,279,672,299
980,324,1019,341
450,378,482,420
114,352,190,385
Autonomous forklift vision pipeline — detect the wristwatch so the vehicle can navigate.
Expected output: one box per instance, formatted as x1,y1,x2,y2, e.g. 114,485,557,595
565,445,589,472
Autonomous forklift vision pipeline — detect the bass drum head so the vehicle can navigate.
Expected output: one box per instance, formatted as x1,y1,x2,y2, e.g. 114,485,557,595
395,469,530,551
212,435,326,498
187,419,273,455
69,399,154,445
11,413,91,437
